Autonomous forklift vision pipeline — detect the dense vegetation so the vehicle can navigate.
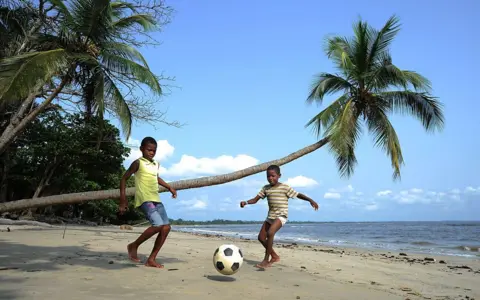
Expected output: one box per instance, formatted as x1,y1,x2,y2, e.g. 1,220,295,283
0,0,175,223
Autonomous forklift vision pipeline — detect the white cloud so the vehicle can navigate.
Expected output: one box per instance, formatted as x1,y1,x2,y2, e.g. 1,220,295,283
365,203,379,211
376,190,392,197
175,196,208,211
125,139,175,164
464,186,480,194
410,188,423,193
284,176,319,188
356,192,364,196
329,185,355,193
163,154,259,177
324,192,341,199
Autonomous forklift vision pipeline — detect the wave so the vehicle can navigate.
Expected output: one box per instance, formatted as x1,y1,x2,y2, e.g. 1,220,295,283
451,245,480,253
410,241,437,246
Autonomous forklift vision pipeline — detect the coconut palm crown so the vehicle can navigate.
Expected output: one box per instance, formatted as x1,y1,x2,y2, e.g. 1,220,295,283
305,15,444,180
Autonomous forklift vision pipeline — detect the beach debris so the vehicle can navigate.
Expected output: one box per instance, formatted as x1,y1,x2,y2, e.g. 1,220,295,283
7,227,10,232
448,265,472,270
439,260,446,264
108,261,114,264
336,268,342,271
300,266,306,269
119,224,133,230
399,252,407,256
296,296,300,299
0,267,19,271
400,287,412,292
168,268,179,271
424,257,435,262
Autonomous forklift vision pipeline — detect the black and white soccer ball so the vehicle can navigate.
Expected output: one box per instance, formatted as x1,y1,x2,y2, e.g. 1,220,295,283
212,244,244,275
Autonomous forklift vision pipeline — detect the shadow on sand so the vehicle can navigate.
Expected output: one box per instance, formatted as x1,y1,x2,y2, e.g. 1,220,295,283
206,275,236,282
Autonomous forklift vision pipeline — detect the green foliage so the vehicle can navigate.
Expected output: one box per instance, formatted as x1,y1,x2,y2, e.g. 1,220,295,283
0,0,165,139
306,15,444,180
5,109,144,222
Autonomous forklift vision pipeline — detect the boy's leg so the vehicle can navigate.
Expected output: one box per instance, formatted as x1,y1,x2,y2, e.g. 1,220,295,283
257,221,280,263
145,202,171,268
256,218,283,268
127,202,165,264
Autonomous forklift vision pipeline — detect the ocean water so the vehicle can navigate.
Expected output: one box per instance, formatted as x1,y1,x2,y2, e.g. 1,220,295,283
173,221,480,258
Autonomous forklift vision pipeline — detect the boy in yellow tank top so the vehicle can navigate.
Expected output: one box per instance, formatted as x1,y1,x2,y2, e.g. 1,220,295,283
119,137,177,268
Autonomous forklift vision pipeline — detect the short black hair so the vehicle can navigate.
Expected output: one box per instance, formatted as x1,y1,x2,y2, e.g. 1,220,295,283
267,164,281,175
141,136,157,147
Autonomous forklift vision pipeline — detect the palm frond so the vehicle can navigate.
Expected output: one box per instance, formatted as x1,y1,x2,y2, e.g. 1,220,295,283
381,90,444,132
325,99,362,178
305,93,350,137
307,73,352,105
324,36,355,73
352,18,371,75
70,0,112,44
366,107,404,180
101,42,148,66
0,49,69,102
47,0,74,24
367,15,401,69
367,54,431,92
100,53,161,94
104,73,132,139
401,70,432,91
112,14,156,32
93,70,105,119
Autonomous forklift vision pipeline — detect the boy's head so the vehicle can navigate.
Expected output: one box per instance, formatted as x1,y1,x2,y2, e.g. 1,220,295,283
266,164,281,185
140,137,157,161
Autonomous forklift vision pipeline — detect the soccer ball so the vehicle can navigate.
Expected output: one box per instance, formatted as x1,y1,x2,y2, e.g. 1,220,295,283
212,244,244,275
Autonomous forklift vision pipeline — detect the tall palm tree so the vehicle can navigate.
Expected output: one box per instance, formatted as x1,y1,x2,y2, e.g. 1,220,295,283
0,0,162,154
0,15,445,213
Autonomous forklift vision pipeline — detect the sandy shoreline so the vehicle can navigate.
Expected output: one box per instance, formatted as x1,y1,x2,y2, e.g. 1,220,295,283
0,224,479,300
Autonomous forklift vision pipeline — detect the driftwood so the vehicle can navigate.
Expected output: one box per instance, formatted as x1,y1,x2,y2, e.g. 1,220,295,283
0,218,53,227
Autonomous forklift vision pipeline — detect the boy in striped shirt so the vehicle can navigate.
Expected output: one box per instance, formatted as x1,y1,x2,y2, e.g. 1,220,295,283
240,164,319,269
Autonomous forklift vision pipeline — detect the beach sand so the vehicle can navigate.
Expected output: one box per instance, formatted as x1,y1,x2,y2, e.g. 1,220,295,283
0,224,478,300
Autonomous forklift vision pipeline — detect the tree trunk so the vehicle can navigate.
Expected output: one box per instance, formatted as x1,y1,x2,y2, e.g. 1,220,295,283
0,137,329,213
32,157,60,198
0,76,70,155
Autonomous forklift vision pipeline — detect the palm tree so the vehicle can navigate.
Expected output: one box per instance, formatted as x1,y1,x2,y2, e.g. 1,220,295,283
0,0,162,154
0,15,444,213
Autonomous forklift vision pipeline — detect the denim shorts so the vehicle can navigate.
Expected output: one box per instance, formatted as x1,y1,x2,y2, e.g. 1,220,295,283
139,201,170,226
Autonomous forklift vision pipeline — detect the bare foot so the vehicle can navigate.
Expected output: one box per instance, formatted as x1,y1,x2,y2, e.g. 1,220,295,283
145,259,164,268
269,255,280,264
255,260,272,269
127,243,140,263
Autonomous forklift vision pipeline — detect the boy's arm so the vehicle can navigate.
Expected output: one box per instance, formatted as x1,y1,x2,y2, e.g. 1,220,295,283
157,176,177,198
240,195,262,207
297,193,319,210
119,160,140,212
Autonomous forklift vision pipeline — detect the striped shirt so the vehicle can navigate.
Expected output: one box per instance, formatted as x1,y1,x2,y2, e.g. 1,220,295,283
258,183,299,219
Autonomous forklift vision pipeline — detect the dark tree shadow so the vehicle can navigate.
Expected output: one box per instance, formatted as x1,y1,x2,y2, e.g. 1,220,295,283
0,238,185,273
0,276,25,299
205,275,236,282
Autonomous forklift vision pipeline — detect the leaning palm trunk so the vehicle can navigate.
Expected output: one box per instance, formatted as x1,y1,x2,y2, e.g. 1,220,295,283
0,76,70,154
0,137,329,213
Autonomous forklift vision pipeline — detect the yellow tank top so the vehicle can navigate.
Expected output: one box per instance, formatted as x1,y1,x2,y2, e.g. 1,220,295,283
134,157,160,207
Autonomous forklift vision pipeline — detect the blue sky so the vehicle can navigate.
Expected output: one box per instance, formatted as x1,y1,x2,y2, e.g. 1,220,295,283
116,0,479,222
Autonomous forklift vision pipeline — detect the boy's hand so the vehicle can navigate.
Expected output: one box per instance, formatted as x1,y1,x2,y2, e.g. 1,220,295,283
240,201,247,208
169,187,177,199
310,200,319,211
